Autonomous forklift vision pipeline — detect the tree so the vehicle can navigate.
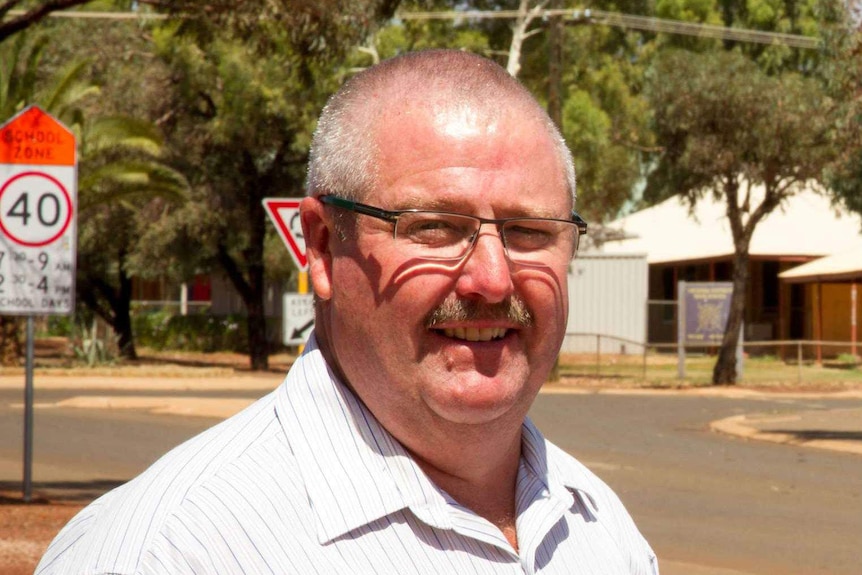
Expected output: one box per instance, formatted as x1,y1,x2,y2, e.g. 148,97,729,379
506,0,547,77
134,2,402,371
645,49,837,384
27,17,188,360
820,6,862,219
75,115,188,359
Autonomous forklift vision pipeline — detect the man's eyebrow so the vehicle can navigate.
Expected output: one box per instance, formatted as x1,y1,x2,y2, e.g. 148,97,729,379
395,193,563,218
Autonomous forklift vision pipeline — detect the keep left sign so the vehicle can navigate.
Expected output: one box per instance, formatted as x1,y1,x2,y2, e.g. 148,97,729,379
0,106,76,315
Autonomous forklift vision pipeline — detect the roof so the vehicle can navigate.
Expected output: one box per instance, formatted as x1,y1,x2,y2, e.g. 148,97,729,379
594,185,862,265
778,245,862,283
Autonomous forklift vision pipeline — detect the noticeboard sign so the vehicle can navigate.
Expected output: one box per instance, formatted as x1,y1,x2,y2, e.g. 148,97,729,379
679,281,733,346
0,106,77,316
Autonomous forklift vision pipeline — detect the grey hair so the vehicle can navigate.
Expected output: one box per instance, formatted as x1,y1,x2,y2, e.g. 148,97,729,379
306,49,576,206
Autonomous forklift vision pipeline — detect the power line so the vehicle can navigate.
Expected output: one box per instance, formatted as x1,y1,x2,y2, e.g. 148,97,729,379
7,9,166,20
397,8,822,50
7,7,822,49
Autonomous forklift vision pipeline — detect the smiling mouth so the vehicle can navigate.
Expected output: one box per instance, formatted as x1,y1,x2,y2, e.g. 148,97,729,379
439,327,508,342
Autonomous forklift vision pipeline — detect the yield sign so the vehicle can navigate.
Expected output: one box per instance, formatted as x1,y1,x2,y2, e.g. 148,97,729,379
263,197,307,270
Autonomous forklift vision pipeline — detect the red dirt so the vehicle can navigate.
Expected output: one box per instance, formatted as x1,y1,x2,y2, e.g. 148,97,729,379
0,493,83,574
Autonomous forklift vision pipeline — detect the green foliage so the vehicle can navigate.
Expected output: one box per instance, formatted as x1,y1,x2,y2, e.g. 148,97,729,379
71,318,118,367
645,48,834,205
819,13,862,222
43,315,74,338
132,311,249,353
162,0,402,59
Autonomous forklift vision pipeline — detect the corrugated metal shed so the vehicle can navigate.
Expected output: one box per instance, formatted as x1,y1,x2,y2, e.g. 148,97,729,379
563,253,648,355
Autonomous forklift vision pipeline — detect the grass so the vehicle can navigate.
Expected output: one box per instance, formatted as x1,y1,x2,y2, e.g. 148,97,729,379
2,337,860,393
557,351,862,392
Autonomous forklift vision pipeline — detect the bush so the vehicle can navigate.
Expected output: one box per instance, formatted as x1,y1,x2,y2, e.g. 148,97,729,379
132,311,249,352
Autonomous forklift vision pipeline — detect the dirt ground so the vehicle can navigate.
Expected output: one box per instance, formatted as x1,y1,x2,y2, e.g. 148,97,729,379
0,493,83,575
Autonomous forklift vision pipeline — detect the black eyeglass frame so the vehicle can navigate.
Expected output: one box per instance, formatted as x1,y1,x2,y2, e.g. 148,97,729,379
318,195,588,238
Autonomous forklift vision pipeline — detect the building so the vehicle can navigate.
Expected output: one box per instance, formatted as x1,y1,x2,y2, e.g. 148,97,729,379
595,186,862,350
779,245,862,359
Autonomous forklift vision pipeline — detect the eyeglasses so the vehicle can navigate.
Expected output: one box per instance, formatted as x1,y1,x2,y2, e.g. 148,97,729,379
319,195,587,266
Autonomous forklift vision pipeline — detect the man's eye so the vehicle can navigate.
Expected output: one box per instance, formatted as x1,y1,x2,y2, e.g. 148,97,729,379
505,224,554,249
400,216,469,245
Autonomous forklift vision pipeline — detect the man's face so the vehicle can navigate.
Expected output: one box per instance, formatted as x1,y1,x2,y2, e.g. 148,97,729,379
314,100,571,445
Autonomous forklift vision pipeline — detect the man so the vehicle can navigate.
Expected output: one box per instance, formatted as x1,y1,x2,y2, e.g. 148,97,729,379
38,49,658,574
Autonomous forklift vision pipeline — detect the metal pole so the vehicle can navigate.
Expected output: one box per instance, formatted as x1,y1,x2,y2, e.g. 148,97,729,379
677,281,686,379
797,340,802,386
23,316,34,502
851,283,858,358
596,334,601,377
642,343,648,380
643,299,649,380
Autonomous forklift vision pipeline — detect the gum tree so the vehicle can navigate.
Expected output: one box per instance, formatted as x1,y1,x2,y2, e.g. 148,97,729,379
645,49,837,384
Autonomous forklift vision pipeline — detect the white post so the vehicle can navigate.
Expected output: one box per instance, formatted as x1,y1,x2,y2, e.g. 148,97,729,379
180,283,189,316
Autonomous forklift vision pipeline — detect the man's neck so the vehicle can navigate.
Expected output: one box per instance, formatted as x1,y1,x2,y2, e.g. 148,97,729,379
410,427,523,552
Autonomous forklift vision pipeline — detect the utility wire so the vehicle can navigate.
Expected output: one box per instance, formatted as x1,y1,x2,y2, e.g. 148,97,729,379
7,7,822,49
397,8,822,50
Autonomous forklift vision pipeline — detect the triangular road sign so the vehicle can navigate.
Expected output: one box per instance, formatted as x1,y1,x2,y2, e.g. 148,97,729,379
263,198,307,270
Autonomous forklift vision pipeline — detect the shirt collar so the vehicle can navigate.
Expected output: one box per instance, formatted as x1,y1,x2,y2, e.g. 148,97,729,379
275,332,600,543
520,416,600,515
275,333,453,544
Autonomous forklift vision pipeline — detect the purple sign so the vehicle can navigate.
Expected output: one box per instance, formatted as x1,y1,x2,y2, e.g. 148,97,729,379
681,282,733,346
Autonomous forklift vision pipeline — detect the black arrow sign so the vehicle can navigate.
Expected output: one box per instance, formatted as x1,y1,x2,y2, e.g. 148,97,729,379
291,318,315,340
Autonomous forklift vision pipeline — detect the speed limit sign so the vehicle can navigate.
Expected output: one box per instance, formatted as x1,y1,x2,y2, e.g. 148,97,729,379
0,106,77,315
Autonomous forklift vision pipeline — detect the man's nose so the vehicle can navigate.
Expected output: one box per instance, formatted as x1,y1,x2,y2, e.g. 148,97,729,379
454,227,514,303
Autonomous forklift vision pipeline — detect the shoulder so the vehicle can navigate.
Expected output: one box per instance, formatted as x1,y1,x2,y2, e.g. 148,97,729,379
544,439,659,574
35,390,287,575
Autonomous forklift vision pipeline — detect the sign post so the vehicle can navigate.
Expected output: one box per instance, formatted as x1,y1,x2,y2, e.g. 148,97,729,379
262,198,313,347
0,106,77,501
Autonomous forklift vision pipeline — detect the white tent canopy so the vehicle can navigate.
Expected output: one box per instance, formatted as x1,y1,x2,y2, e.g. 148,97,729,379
779,245,862,283
595,185,862,264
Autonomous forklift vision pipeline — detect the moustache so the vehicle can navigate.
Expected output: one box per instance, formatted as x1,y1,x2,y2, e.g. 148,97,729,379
425,296,533,328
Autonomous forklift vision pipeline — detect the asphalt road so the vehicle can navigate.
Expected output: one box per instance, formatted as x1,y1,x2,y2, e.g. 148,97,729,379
2,388,861,574
530,393,862,575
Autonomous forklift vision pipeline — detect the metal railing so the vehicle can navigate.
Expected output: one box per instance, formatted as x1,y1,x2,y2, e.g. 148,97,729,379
560,332,861,385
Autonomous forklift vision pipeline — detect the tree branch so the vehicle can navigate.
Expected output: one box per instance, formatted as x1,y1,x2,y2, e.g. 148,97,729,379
0,0,93,43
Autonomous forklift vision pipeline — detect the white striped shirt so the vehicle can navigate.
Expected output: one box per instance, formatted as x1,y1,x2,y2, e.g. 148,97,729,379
37,333,658,574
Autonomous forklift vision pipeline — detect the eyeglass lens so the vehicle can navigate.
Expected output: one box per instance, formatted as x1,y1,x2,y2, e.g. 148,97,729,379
393,212,579,263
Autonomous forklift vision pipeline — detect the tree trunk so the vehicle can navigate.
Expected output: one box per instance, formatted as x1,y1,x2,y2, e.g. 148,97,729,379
246,294,268,371
114,264,137,360
712,248,749,384
0,316,22,366
507,0,545,77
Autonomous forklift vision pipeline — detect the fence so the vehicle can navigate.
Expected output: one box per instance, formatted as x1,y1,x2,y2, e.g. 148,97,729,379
131,300,211,315
559,332,861,385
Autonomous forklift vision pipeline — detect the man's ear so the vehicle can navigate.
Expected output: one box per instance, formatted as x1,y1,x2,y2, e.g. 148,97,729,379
300,196,333,301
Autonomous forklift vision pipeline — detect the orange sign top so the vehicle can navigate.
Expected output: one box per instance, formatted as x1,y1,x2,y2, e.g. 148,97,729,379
0,106,75,166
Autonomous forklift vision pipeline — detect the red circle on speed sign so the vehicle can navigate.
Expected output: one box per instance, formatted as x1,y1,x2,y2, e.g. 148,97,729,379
0,170,73,247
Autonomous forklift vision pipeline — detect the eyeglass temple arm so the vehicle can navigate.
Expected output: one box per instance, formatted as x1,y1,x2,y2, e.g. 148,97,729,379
572,211,588,235
320,195,399,222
